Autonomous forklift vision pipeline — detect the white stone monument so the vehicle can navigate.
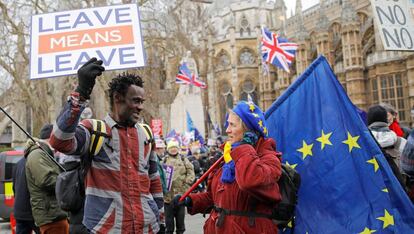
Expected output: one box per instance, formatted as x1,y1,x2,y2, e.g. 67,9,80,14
170,51,205,138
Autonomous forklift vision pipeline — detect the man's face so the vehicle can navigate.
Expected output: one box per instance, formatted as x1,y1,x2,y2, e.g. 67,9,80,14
387,112,394,125
226,113,244,144
155,147,165,156
116,85,145,126
168,147,179,155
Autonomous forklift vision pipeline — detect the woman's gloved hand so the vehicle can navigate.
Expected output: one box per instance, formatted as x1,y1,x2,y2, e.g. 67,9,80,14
172,194,192,209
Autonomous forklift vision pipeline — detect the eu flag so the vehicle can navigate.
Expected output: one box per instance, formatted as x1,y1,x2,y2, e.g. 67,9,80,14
186,111,205,145
265,56,414,233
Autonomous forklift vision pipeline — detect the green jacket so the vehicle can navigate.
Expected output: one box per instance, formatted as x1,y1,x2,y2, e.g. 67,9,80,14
25,140,67,226
163,154,195,203
157,154,168,194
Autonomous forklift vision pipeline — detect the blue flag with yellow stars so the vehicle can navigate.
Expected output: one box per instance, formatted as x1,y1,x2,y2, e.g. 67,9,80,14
265,56,414,233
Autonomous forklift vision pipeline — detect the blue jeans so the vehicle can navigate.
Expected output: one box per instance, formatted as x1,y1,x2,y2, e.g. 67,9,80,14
16,219,40,234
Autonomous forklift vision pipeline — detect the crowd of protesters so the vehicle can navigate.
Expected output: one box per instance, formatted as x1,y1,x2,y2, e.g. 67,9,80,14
9,58,228,234
9,57,414,234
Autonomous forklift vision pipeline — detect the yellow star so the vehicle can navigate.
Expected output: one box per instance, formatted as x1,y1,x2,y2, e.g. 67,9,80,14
252,113,259,118
316,130,333,150
366,157,379,172
377,209,394,229
382,188,389,193
342,132,361,152
263,127,268,135
297,140,313,160
249,104,255,112
359,227,376,234
287,220,292,228
285,161,298,169
258,120,263,127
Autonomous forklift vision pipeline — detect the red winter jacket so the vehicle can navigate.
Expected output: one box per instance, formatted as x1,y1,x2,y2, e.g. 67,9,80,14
188,137,282,234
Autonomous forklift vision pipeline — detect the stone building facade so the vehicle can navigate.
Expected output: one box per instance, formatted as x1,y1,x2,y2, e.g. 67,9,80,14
204,0,287,132
202,0,414,134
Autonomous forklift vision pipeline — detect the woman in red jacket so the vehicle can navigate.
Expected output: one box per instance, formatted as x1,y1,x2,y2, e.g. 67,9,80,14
175,101,282,233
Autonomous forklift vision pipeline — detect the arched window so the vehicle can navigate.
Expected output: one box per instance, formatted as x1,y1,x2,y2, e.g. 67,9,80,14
216,50,230,70
240,79,258,103
240,15,250,37
220,82,233,127
369,73,409,123
239,48,255,65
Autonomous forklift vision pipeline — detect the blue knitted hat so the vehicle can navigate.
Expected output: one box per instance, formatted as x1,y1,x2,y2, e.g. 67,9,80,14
232,101,268,138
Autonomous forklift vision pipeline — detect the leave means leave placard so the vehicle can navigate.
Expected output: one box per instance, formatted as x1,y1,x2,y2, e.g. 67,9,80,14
30,4,145,79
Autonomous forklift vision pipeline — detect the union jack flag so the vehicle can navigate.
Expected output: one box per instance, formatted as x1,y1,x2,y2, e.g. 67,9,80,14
261,27,298,73
175,62,207,89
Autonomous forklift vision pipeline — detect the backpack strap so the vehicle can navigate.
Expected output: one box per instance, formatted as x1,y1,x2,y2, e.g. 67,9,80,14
89,119,108,156
81,119,109,184
139,123,154,152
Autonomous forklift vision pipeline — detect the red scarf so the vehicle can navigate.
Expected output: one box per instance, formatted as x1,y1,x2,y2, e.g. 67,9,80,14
389,120,404,137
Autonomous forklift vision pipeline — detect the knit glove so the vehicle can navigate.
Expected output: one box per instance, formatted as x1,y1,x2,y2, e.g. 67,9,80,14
223,142,232,163
221,142,235,183
75,57,105,99
172,194,192,208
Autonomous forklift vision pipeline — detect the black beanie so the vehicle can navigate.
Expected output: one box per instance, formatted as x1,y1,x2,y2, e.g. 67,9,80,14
367,105,388,125
39,124,53,139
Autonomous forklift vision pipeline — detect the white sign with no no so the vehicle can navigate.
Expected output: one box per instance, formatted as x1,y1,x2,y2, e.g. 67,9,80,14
371,0,414,51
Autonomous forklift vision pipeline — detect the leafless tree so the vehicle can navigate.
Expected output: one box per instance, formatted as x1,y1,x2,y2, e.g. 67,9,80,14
0,0,212,145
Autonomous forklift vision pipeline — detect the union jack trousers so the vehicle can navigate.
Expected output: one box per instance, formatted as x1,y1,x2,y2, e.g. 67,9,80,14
50,93,164,234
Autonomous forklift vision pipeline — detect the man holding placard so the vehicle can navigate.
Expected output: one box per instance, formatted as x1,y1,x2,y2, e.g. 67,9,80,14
50,58,164,233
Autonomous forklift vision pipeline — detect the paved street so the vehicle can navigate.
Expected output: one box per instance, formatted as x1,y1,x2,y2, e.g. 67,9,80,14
0,219,10,234
184,212,206,234
0,213,206,234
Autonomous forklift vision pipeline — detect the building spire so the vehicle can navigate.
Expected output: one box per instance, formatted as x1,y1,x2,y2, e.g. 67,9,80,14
294,0,307,41
341,0,358,23
317,0,329,31
295,0,302,16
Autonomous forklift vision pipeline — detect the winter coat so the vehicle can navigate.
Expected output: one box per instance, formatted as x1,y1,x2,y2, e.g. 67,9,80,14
402,131,414,176
157,154,168,195
12,157,35,221
24,140,67,227
163,154,195,203
188,138,282,234
369,122,406,167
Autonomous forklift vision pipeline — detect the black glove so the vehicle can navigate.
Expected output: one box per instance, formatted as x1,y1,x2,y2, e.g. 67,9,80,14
172,194,192,209
75,57,105,99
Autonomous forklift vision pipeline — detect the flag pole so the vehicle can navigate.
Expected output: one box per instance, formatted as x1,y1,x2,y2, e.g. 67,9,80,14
179,155,224,202
0,106,66,171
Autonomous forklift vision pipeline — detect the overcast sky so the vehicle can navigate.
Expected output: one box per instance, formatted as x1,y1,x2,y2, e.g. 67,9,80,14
285,0,319,17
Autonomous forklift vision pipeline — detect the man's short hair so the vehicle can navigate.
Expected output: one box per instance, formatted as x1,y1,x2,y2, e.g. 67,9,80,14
108,72,144,107
367,105,388,126
39,124,53,139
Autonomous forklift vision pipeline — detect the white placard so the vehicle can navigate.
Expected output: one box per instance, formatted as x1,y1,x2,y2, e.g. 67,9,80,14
371,0,414,51
30,4,145,79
